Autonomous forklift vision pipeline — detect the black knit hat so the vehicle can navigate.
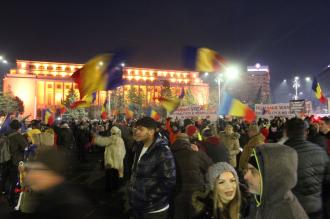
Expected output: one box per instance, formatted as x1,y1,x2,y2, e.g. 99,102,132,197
135,117,157,130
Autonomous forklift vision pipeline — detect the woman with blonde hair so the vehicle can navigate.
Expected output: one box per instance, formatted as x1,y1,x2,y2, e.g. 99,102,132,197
193,162,241,219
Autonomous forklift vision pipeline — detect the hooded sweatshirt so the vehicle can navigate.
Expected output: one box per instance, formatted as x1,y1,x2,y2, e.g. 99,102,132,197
251,144,308,219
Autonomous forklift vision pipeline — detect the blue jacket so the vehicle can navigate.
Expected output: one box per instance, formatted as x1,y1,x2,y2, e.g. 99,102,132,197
129,136,176,213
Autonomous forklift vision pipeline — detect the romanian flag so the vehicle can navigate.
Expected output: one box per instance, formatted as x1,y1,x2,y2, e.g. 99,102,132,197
219,92,256,122
158,97,181,114
312,77,326,104
179,87,185,99
183,46,226,72
125,105,134,119
44,109,54,125
147,108,161,121
71,53,125,100
70,100,88,109
101,99,108,119
0,115,11,134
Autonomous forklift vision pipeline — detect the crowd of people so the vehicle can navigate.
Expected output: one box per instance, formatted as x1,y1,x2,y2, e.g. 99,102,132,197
0,115,329,219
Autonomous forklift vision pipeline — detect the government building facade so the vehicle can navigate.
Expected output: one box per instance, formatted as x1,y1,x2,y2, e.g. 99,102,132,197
3,60,209,118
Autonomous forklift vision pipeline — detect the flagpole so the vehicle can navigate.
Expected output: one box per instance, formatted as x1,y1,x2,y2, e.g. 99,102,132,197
107,90,111,119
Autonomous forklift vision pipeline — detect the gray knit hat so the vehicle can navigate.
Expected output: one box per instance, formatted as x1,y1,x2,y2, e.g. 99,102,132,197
207,162,239,191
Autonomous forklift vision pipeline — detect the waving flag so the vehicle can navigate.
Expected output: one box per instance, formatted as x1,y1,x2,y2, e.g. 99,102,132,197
71,53,125,100
312,77,326,104
101,98,108,119
158,97,181,114
147,107,161,121
179,87,185,99
0,115,11,134
125,104,135,119
219,92,256,122
183,46,226,72
44,109,54,125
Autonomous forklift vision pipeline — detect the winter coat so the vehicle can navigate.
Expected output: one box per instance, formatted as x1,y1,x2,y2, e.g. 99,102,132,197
171,139,212,192
321,131,330,156
129,136,176,213
251,144,308,219
203,136,229,163
8,131,28,166
192,191,222,219
323,161,330,218
284,137,329,215
219,132,240,167
171,139,213,219
308,132,328,151
55,126,75,150
238,133,265,171
94,129,126,177
75,125,90,148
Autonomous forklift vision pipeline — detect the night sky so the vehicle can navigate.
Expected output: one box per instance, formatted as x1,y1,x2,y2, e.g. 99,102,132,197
1,0,330,93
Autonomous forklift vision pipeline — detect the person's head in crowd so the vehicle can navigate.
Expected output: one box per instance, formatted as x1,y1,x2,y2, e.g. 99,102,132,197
319,116,330,134
110,126,122,137
202,127,212,139
243,144,304,217
25,148,67,192
308,122,320,137
269,122,278,133
10,119,21,131
60,121,70,129
185,124,199,141
133,117,157,144
31,120,41,130
225,124,234,135
207,162,241,219
247,124,259,138
285,117,309,139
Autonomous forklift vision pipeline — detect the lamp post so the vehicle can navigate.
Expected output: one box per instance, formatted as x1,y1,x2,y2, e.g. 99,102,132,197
293,76,300,100
217,65,240,106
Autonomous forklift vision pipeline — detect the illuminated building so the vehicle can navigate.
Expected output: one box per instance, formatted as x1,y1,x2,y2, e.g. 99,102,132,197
227,63,271,104
246,63,271,103
3,60,209,118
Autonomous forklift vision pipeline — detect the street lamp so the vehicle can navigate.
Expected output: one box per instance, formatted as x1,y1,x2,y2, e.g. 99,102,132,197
293,76,300,100
305,77,311,82
217,65,240,106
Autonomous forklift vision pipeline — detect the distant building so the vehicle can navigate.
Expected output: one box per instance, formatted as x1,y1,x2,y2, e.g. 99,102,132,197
227,63,271,104
3,60,209,118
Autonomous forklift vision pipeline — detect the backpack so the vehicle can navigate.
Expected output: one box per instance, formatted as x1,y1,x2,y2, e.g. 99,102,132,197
0,135,11,163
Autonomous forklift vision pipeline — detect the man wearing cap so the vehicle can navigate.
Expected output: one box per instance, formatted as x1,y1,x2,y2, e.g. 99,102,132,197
129,117,176,219
243,144,308,218
238,124,265,171
284,118,328,219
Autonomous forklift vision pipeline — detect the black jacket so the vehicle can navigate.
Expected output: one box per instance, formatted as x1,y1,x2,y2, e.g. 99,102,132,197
323,161,330,219
171,139,212,193
129,136,176,213
203,136,229,163
8,131,28,166
55,127,75,150
284,137,329,215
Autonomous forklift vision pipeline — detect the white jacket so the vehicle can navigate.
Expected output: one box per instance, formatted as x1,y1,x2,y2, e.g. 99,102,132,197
94,126,126,177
